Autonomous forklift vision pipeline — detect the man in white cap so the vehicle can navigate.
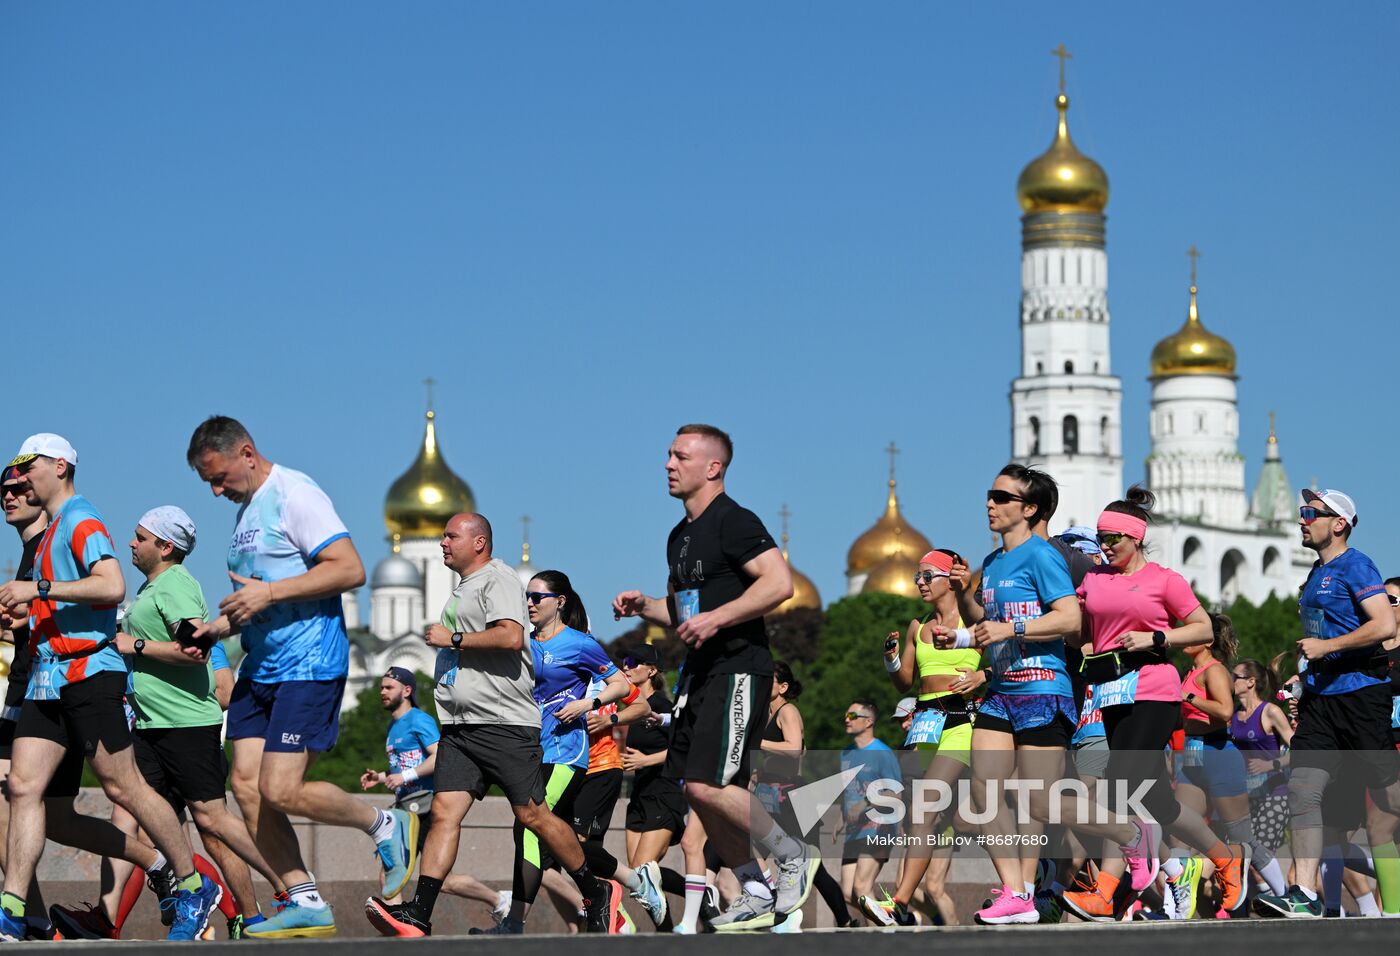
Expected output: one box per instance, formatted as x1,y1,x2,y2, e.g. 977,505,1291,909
53,506,288,940
185,415,413,939
1256,488,1400,918
0,435,220,941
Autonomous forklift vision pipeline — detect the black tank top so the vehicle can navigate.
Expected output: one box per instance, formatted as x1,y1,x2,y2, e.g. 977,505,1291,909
758,701,801,782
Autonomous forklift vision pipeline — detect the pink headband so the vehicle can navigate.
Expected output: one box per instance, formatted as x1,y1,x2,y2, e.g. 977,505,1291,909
920,551,954,574
1097,511,1146,541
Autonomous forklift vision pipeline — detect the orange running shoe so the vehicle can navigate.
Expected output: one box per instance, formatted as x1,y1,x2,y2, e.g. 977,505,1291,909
1211,845,1250,914
1060,882,1115,923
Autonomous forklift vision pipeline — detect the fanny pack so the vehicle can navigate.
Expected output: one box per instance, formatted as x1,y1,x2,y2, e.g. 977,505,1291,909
1309,651,1389,679
915,696,971,727
1080,648,1166,685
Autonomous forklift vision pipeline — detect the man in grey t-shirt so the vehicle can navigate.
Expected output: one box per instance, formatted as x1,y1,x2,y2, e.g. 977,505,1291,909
364,513,626,937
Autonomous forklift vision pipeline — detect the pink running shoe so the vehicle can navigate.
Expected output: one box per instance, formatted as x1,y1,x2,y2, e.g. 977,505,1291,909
1120,818,1161,892
974,886,1038,925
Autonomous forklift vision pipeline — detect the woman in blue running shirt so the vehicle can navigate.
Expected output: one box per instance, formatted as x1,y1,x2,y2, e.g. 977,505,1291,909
939,464,1082,926
492,570,635,934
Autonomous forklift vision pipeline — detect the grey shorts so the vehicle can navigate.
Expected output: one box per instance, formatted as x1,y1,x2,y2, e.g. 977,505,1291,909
436,724,547,806
1072,736,1110,780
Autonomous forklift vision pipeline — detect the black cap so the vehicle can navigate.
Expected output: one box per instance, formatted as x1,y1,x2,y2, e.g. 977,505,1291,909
622,644,660,667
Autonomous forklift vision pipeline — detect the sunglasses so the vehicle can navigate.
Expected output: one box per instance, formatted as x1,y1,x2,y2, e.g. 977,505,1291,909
1389,594,1400,608
1231,673,1250,681
914,570,949,585
1096,531,1131,548
1299,506,1338,523
622,657,653,670
844,711,873,721
986,489,1026,505
525,591,561,605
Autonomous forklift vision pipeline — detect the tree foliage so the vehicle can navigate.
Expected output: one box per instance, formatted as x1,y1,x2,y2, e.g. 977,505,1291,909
307,670,438,791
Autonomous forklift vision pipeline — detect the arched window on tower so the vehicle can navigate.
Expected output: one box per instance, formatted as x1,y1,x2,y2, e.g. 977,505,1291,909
1035,361,1044,375
1064,360,1074,374
1063,415,1079,455
1100,416,1110,455
1029,416,1041,456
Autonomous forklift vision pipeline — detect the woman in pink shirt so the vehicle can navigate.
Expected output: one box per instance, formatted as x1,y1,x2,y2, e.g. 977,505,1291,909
1059,488,1247,921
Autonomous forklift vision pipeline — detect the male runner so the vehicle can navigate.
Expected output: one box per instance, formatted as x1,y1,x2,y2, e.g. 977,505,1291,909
186,416,414,937
0,435,219,941
613,423,812,931
1255,489,1400,917
364,513,626,936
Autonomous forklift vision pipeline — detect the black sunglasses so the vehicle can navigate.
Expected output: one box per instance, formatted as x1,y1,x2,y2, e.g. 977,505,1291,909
986,489,1025,505
526,591,561,605
1299,506,1338,523
622,656,653,670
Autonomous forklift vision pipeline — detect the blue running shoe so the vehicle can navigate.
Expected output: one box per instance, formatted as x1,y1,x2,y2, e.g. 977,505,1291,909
631,860,667,928
168,876,222,941
243,901,338,939
376,809,419,899
0,909,25,942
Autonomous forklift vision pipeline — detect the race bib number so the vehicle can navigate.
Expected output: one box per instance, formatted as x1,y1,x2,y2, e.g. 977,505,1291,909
1092,671,1140,709
904,708,947,746
1391,696,1400,731
675,589,700,624
434,648,457,688
1300,606,1325,640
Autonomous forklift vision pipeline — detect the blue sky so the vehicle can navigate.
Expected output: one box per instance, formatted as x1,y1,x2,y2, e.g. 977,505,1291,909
3,2,1396,639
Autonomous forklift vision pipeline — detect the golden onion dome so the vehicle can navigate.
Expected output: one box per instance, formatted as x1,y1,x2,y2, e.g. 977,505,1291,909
384,410,476,541
776,558,822,615
860,546,922,599
847,479,931,577
1017,94,1109,214
1150,282,1237,378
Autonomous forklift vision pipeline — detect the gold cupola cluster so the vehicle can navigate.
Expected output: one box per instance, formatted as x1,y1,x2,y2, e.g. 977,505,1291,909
1151,248,1237,378
773,505,822,615
849,443,931,598
384,409,476,544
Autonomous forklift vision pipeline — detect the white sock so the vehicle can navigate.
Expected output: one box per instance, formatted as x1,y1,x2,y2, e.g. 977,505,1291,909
734,860,772,900
1258,858,1287,896
287,879,324,908
1358,893,1381,917
367,808,397,842
145,851,169,876
1162,856,1184,880
619,867,641,893
679,875,706,932
1023,881,1035,897
1298,884,1318,902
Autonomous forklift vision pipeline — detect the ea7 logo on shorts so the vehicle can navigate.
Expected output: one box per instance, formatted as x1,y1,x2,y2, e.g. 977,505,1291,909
281,733,302,746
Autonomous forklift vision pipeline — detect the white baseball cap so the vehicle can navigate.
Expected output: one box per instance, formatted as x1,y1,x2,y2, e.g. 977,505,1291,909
8,433,78,469
892,696,917,719
1303,488,1358,528
139,506,197,556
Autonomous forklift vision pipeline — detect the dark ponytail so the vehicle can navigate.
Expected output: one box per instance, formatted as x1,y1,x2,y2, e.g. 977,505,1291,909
1103,485,1155,550
773,661,803,701
533,569,590,633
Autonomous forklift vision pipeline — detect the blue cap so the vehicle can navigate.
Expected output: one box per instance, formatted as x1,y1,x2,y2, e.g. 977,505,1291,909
1056,525,1103,557
384,666,417,699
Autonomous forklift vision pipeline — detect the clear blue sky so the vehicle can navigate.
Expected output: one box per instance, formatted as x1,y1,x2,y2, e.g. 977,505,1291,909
3,2,1396,639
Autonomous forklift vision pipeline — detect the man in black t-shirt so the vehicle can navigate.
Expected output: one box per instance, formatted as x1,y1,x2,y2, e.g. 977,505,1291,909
0,465,49,935
614,424,813,930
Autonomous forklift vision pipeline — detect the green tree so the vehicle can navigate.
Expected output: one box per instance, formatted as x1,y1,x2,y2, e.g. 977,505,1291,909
793,592,925,751
305,670,438,792
1222,594,1303,678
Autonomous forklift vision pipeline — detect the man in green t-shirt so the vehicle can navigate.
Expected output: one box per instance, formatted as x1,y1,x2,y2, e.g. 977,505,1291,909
114,508,284,932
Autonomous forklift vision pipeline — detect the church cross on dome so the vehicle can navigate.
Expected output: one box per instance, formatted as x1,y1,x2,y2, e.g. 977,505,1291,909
423,376,437,412
1051,43,1073,94
778,503,792,559
886,440,900,485
1187,245,1201,289
520,514,531,564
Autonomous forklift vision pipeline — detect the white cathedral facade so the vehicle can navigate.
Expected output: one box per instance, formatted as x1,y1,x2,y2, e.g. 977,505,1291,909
1009,73,1310,605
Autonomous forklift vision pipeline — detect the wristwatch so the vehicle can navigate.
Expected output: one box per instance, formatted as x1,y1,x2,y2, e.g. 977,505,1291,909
134,638,146,657
450,632,463,649
1152,630,1167,650
1013,620,1026,638
1186,693,1197,703
609,712,619,726
37,578,51,601
590,697,603,711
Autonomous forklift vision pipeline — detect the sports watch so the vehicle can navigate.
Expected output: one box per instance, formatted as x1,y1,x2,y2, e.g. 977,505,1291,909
450,632,464,649
1013,620,1026,639
36,578,51,601
134,638,147,657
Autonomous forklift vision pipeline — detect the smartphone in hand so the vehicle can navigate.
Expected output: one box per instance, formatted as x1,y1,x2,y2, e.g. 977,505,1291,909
174,619,214,653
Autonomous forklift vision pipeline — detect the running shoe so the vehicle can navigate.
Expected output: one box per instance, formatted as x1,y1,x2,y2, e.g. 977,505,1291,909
671,923,697,935
773,844,819,916
49,903,118,940
365,897,431,937
1254,885,1324,919
470,917,524,935
22,919,56,941
1034,891,1063,924
772,908,803,934
376,808,420,900
1120,818,1161,892
699,883,721,924
243,900,338,938
582,878,628,934
0,910,25,943
857,893,896,927
1059,881,1115,923
1167,857,1202,920
148,867,179,927
709,888,776,932
1212,844,1250,914
227,914,246,939
974,886,1039,925
491,890,513,926
168,875,222,941
632,860,667,928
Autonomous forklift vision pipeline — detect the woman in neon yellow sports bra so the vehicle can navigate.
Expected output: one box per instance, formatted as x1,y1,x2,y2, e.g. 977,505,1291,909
870,548,982,927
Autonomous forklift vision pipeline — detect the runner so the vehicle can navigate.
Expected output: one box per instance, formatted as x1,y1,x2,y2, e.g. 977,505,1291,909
613,424,813,931
865,549,979,927
364,514,626,937
1230,658,1294,893
0,435,219,941
944,464,1082,925
838,698,902,921
620,645,686,876
185,415,414,938
1256,489,1400,918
